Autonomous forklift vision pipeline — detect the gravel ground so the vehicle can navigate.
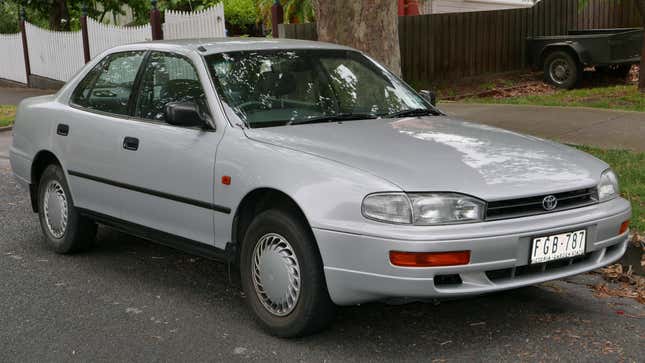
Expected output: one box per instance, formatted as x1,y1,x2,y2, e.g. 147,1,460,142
0,165,644,362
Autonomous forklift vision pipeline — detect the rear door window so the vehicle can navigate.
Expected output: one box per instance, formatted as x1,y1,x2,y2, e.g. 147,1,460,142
71,51,146,116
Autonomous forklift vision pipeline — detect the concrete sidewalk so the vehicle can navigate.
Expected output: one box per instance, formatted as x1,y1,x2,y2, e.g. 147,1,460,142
440,103,645,152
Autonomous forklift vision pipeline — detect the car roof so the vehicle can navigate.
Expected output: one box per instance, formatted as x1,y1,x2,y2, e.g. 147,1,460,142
113,37,356,55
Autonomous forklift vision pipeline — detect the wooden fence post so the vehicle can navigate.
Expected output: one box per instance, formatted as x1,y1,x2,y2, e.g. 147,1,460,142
80,3,91,63
271,0,284,37
150,0,163,40
19,6,31,84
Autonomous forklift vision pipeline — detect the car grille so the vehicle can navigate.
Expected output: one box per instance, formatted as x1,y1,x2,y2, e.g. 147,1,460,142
485,187,598,221
485,252,594,282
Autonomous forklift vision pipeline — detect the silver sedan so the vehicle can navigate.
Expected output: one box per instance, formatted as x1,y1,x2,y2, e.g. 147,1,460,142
10,38,631,337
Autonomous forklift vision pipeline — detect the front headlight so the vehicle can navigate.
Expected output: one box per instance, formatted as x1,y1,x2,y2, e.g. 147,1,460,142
362,193,485,225
598,169,619,202
409,193,485,225
361,193,412,224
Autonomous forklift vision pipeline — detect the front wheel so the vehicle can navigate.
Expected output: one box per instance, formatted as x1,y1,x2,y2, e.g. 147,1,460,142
544,51,582,89
240,209,335,337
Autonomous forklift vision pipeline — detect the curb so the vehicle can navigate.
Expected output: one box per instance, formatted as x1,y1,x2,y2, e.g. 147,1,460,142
439,102,645,116
0,125,12,132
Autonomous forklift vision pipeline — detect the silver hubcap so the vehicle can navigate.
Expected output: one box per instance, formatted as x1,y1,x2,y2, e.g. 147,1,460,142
43,180,68,239
251,233,301,316
550,59,571,84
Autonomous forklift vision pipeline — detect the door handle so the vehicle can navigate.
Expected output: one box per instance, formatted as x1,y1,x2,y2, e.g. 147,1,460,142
56,124,69,136
123,137,139,151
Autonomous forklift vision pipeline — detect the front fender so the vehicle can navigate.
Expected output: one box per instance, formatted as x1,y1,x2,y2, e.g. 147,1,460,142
212,128,400,248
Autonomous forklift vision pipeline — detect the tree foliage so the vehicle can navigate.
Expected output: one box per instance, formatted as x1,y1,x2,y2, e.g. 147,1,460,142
0,1,20,33
256,0,314,33
0,0,259,32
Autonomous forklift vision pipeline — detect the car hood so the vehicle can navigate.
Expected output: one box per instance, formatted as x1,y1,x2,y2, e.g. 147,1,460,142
244,117,606,200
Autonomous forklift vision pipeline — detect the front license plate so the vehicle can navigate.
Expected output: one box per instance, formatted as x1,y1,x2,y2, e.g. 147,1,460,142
530,229,586,264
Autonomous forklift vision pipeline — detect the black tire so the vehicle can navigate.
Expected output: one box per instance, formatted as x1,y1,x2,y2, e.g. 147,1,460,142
543,51,582,89
240,209,335,337
37,164,97,254
597,64,632,78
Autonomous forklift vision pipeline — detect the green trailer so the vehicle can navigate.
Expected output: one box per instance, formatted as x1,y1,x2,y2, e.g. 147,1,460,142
527,28,643,89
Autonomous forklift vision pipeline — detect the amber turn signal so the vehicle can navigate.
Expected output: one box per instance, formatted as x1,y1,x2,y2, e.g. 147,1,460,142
619,220,630,235
389,250,471,267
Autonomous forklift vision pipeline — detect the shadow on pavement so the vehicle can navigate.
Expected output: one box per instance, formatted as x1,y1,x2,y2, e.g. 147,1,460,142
85,226,617,360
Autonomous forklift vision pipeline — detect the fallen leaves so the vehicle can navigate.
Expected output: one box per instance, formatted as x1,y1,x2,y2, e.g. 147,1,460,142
436,65,639,102
594,263,645,304
592,234,645,304
444,80,557,101
600,340,622,355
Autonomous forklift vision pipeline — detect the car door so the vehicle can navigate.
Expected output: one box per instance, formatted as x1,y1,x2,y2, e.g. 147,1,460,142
60,51,147,218
113,50,224,245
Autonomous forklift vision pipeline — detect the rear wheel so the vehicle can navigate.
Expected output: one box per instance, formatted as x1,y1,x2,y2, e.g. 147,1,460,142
544,51,582,89
240,209,335,337
37,164,97,254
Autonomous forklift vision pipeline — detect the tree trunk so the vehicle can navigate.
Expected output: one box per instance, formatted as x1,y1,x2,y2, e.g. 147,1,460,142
313,0,402,76
48,0,70,31
636,0,645,91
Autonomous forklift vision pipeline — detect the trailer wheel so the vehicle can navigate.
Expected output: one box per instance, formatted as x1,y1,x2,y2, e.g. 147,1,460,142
543,51,582,89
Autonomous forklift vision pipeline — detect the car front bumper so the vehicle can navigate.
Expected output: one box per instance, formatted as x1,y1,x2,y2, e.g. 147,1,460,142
314,197,631,305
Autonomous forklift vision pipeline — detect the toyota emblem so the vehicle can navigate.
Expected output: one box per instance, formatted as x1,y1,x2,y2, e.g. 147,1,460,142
542,195,558,211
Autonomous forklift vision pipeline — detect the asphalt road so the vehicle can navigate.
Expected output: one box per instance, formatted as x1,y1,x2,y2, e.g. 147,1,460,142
1,165,644,362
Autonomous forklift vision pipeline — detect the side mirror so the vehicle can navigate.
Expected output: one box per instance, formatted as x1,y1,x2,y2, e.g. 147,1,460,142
419,90,437,107
165,101,206,128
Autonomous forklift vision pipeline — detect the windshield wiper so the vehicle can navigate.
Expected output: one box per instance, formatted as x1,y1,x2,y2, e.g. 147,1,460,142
289,113,378,125
386,108,436,118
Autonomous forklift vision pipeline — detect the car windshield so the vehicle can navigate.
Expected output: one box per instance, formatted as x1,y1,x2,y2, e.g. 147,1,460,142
205,49,432,128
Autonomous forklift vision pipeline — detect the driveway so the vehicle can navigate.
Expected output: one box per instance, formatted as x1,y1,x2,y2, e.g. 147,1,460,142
440,103,645,152
1,165,644,361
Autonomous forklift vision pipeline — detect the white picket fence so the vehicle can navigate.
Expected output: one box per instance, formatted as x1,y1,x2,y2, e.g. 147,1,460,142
25,22,85,82
0,33,27,83
164,4,226,39
87,18,152,59
0,5,225,85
